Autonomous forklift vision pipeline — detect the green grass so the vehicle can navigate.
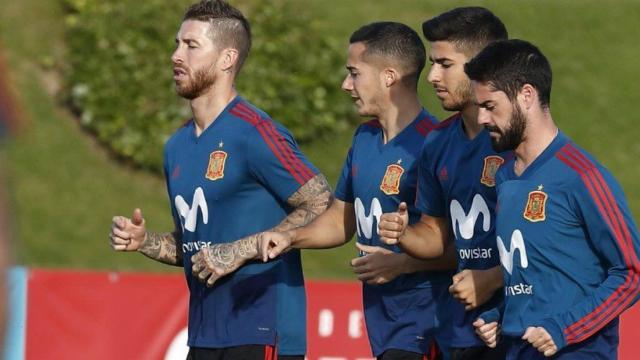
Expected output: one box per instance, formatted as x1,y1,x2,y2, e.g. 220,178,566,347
2,0,640,279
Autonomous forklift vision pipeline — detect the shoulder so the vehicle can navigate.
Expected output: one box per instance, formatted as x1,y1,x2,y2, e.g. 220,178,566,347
554,142,603,180
228,98,271,128
423,113,460,148
165,119,193,151
433,113,460,131
352,119,382,138
554,141,620,191
228,98,295,140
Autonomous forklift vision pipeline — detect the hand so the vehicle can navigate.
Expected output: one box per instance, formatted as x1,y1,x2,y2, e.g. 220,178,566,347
110,208,147,251
190,245,238,287
449,268,501,310
473,318,500,348
378,202,409,245
522,326,558,357
258,231,293,262
351,243,402,285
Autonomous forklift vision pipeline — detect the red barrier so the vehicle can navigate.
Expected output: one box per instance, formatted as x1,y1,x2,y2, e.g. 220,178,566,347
305,281,372,360
25,270,189,360
23,269,640,360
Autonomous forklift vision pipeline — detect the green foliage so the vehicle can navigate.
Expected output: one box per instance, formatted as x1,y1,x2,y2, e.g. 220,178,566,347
63,0,354,173
238,1,354,142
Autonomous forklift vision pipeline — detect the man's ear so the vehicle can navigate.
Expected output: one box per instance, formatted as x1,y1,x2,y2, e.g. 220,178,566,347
382,68,399,87
519,83,538,110
220,48,239,72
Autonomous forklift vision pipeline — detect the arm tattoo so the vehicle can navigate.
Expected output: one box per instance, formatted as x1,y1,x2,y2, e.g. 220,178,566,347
277,174,333,231
205,236,260,271
205,174,332,266
139,230,182,266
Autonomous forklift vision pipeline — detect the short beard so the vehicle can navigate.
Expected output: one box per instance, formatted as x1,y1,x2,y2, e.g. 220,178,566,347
176,66,216,100
487,103,527,152
442,78,474,111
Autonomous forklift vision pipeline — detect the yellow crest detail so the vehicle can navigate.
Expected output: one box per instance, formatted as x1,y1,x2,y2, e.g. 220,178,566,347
380,164,404,195
523,190,547,222
480,155,505,187
205,150,227,181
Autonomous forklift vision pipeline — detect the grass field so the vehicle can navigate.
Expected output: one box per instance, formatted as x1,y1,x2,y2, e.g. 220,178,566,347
1,0,639,279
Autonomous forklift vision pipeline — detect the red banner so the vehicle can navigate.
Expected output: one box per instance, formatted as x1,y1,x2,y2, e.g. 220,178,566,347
21,269,640,360
25,270,189,360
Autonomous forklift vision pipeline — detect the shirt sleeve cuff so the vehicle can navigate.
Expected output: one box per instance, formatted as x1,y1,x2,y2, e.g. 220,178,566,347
538,318,566,350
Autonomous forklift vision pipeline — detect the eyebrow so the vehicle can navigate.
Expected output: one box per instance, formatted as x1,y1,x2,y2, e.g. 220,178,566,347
428,56,453,63
346,65,357,71
175,36,200,45
475,100,494,107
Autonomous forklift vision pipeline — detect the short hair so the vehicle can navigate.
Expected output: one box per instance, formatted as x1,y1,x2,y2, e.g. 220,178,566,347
422,7,508,57
183,0,251,72
349,22,426,89
465,39,552,108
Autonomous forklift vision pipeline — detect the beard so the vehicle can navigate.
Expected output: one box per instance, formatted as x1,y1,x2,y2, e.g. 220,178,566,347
442,78,474,111
486,103,527,152
175,65,216,100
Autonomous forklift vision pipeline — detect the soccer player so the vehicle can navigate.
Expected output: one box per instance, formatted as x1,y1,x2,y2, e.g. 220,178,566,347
377,7,508,360
109,1,331,359
260,22,454,360
467,39,640,359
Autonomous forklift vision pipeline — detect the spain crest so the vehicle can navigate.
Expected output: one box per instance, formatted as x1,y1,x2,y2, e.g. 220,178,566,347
205,150,227,181
480,156,505,187
380,163,404,195
523,186,547,222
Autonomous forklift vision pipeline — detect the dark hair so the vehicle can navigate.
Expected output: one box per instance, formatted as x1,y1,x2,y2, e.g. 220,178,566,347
350,22,426,89
422,7,507,56
465,39,552,108
183,0,251,72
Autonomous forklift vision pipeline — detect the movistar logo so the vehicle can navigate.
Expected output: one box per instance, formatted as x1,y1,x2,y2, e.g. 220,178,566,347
354,197,383,239
497,229,528,275
175,187,209,232
450,194,491,240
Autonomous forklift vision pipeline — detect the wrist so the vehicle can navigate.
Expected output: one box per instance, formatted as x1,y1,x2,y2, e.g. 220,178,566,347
287,229,300,248
136,231,149,252
397,252,413,275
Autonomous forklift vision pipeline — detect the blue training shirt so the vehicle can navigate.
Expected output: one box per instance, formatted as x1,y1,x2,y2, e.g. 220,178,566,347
416,113,510,348
163,96,317,353
335,109,452,356
494,131,640,352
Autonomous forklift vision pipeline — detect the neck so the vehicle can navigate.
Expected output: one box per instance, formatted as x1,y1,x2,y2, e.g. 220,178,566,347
460,104,483,140
189,79,237,136
514,109,557,175
378,93,422,144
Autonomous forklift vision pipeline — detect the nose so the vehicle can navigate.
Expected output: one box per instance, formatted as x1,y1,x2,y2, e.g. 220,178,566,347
171,45,183,65
427,65,440,85
341,74,353,92
477,108,491,126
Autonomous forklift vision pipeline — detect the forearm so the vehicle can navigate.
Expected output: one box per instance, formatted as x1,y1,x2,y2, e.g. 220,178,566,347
291,205,354,249
401,242,457,273
208,174,334,262
399,222,447,260
138,230,182,266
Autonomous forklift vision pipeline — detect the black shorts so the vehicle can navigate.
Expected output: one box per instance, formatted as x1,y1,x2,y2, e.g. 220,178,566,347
450,343,506,360
187,345,277,360
377,345,442,360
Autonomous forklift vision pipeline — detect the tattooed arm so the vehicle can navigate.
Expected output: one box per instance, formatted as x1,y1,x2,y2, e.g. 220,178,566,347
138,230,182,266
191,174,332,287
110,208,183,266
